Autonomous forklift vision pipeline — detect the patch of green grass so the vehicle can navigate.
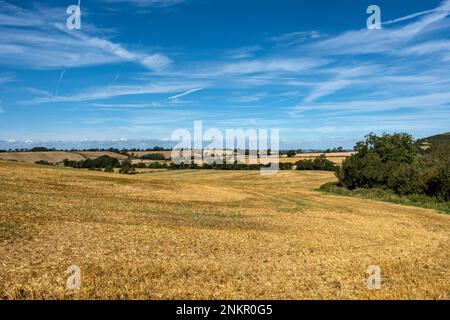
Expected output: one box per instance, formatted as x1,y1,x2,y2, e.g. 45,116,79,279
317,182,450,214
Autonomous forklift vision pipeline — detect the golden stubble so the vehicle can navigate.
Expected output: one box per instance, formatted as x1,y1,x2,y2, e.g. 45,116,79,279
0,160,448,299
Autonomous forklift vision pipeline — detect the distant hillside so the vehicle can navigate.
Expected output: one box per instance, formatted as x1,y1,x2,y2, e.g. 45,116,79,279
417,132,450,152
0,151,128,164
418,132,450,144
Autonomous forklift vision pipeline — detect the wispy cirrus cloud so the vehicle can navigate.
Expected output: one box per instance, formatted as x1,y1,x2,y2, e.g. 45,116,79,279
3,0,450,145
270,30,321,48
309,0,450,56
0,73,14,84
290,92,450,116
24,82,206,104
0,1,172,71
99,0,185,7
226,46,262,59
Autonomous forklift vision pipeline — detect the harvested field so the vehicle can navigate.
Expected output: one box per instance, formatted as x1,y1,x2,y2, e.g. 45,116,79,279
0,160,448,299
0,151,128,164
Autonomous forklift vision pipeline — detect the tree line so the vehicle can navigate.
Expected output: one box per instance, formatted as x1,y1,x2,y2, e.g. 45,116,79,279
336,133,449,202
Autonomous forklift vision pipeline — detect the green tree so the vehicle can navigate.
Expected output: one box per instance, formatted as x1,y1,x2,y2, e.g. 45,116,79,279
286,150,296,158
339,133,421,194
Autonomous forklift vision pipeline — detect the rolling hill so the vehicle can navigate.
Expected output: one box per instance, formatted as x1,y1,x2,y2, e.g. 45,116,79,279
417,132,450,151
0,151,128,164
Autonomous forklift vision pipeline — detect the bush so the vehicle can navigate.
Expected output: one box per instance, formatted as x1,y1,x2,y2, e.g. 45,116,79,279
318,182,450,214
35,160,53,166
286,150,296,158
279,162,294,170
338,152,384,189
312,154,336,171
104,167,114,173
140,153,166,160
63,155,120,169
339,133,420,194
296,159,314,170
386,163,423,195
147,163,167,169
119,167,136,174
425,166,450,202
296,155,336,171
31,147,52,152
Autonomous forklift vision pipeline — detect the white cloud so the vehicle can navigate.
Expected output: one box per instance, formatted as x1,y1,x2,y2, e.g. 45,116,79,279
141,54,173,71
0,2,172,71
100,0,185,7
401,40,450,56
270,31,321,48
310,0,450,56
226,46,262,59
304,79,357,103
231,93,266,103
290,91,450,115
0,73,14,84
92,102,162,109
24,82,206,104
218,57,329,75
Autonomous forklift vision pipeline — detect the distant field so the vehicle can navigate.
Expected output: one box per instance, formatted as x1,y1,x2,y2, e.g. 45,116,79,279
130,150,353,165
0,160,448,299
0,150,352,166
280,152,353,165
0,151,128,164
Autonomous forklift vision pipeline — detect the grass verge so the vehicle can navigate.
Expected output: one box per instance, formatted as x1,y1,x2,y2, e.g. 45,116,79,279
317,182,450,214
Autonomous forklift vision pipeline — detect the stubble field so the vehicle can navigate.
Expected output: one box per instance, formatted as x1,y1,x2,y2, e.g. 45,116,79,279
0,160,448,299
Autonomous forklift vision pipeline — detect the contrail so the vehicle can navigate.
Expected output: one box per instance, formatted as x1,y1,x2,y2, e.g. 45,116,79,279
383,8,437,25
54,0,80,97
55,69,66,97
168,87,204,100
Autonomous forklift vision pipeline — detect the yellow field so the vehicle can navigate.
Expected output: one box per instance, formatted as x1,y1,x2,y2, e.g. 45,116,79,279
0,160,449,299
0,151,128,164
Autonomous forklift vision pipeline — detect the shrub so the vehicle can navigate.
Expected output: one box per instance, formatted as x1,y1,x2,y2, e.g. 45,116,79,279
140,153,166,160
296,155,336,171
312,154,336,171
425,166,450,202
279,162,294,170
147,163,166,169
35,160,53,166
104,167,114,173
339,133,420,193
63,155,120,169
286,150,296,158
296,159,314,170
339,152,384,189
119,167,136,174
386,163,423,195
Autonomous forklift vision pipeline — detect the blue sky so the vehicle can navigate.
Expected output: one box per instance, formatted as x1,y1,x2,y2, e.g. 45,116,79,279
0,0,449,149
